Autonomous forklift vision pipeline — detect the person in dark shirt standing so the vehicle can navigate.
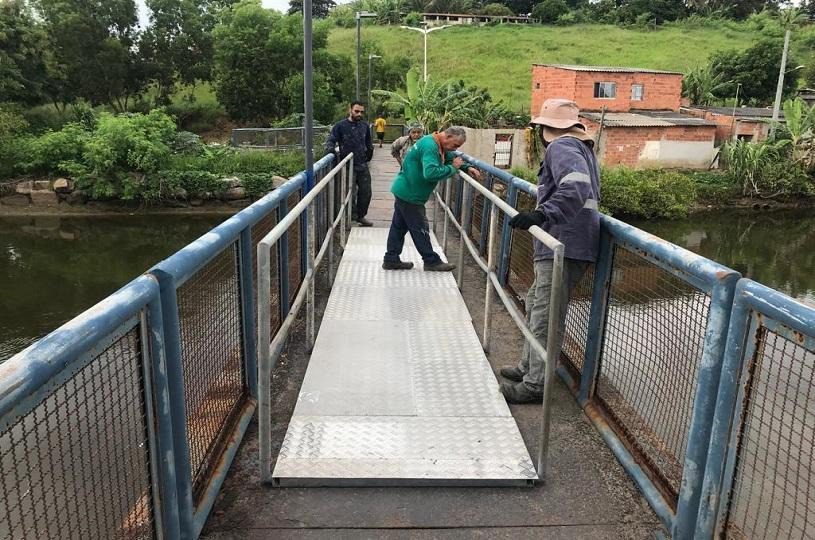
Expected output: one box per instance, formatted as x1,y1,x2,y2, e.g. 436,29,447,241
324,101,375,227
499,99,601,404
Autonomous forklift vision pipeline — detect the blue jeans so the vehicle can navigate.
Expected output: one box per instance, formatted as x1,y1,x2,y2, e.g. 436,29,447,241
384,197,442,265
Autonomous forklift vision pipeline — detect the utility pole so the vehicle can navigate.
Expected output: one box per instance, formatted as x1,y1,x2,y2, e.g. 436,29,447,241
771,27,791,136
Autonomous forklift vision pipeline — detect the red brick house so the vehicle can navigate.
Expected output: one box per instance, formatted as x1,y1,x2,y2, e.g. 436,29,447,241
531,64,684,115
682,106,777,145
529,64,719,168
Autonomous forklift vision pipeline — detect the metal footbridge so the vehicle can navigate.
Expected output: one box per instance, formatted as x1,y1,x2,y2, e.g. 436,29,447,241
271,228,536,486
2,148,814,539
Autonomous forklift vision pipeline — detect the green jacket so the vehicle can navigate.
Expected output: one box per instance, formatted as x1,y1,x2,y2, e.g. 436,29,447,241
391,134,468,205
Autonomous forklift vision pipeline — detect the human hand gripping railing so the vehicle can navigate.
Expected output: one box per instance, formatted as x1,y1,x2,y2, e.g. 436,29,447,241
434,169,566,481
256,153,354,484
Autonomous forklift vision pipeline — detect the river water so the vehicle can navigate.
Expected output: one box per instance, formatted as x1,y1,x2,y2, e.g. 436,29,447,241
0,214,228,363
1,209,813,363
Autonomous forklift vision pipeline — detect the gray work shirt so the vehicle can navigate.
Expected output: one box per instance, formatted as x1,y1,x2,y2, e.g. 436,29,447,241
533,136,601,263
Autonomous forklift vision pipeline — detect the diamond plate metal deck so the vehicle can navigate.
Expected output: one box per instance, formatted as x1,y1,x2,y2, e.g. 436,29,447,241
272,228,536,486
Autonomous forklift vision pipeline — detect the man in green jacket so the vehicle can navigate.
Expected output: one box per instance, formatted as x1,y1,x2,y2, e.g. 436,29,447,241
383,126,482,272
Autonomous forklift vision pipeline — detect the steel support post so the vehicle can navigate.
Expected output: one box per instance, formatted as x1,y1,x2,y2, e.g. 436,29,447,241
482,197,500,352
457,179,472,290
328,173,335,285
443,177,452,253
498,182,518,286
257,238,273,483
306,203,316,352
339,164,347,246
238,227,258,398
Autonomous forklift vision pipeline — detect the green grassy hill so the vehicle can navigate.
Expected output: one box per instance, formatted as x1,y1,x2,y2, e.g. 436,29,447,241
328,23,759,112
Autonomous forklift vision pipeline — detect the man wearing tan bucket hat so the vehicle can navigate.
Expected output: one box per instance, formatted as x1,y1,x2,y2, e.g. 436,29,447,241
499,98,601,404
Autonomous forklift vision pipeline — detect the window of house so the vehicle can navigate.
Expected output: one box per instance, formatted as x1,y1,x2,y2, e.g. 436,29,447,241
594,81,616,99
535,82,541,89
631,84,644,101
494,134,513,168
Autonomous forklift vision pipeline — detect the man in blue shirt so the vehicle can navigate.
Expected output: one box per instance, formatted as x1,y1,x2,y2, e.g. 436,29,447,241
499,99,601,404
324,101,375,226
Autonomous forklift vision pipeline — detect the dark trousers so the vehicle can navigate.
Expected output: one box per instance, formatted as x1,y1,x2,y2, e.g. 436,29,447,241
384,197,442,265
352,167,372,219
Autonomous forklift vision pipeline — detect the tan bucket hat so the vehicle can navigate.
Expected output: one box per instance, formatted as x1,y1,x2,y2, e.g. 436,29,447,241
531,98,585,130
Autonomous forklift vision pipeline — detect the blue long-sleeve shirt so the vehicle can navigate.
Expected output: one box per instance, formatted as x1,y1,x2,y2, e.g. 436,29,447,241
534,136,601,263
324,118,373,172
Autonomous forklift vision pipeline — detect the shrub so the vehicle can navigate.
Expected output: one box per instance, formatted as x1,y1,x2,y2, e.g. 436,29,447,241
601,167,697,219
533,0,569,23
691,171,738,205
403,11,422,26
165,100,227,134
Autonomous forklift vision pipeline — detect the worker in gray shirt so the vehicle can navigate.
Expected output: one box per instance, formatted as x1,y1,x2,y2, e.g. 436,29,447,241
390,122,424,166
499,99,601,404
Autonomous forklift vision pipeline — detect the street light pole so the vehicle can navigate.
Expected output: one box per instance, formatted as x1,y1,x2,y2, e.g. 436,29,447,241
368,54,381,111
400,24,453,82
355,11,377,101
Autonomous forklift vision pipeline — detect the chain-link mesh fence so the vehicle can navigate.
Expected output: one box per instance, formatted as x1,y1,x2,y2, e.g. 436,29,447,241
252,211,281,338
507,191,536,302
0,327,155,540
595,244,710,500
723,326,814,539
177,244,245,503
231,127,330,150
287,189,304,305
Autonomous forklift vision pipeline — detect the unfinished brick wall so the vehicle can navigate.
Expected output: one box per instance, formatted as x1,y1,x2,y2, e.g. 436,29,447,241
580,122,716,167
531,65,683,113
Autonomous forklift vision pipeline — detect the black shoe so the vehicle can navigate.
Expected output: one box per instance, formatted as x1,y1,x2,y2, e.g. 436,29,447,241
499,366,524,382
424,262,455,272
357,217,373,227
500,382,543,404
382,261,414,270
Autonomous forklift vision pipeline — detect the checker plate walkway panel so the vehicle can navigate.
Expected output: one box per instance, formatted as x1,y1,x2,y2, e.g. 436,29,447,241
272,228,537,486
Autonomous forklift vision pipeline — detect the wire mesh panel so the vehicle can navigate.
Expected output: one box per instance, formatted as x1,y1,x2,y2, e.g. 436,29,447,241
507,191,537,301
562,265,595,375
252,210,281,338
723,327,814,539
287,189,304,305
0,327,156,539
177,244,245,503
595,244,710,501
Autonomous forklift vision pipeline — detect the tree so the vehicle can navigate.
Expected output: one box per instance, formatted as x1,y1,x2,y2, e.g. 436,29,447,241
288,0,337,17
375,73,506,131
710,39,800,105
682,65,729,106
532,0,569,23
32,0,146,110
481,3,514,15
0,1,53,106
140,0,215,105
212,2,352,123
687,0,779,20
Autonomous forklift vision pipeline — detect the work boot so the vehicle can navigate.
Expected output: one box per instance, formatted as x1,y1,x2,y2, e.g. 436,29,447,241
357,216,373,227
500,382,543,404
424,262,456,272
382,261,414,270
499,366,524,382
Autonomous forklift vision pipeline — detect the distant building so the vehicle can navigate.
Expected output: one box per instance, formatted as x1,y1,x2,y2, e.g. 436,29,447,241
422,12,534,26
531,64,684,115
529,64,717,169
682,107,778,145
798,88,815,107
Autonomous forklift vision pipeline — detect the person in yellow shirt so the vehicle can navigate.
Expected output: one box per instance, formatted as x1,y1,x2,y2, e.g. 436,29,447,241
374,114,387,148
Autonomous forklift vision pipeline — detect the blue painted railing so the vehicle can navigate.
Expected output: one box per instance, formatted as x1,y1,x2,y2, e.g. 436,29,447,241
1,148,812,539
0,154,334,539
455,152,813,539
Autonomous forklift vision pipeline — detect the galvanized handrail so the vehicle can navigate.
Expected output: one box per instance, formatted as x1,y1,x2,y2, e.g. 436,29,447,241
256,153,354,483
434,169,565,481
